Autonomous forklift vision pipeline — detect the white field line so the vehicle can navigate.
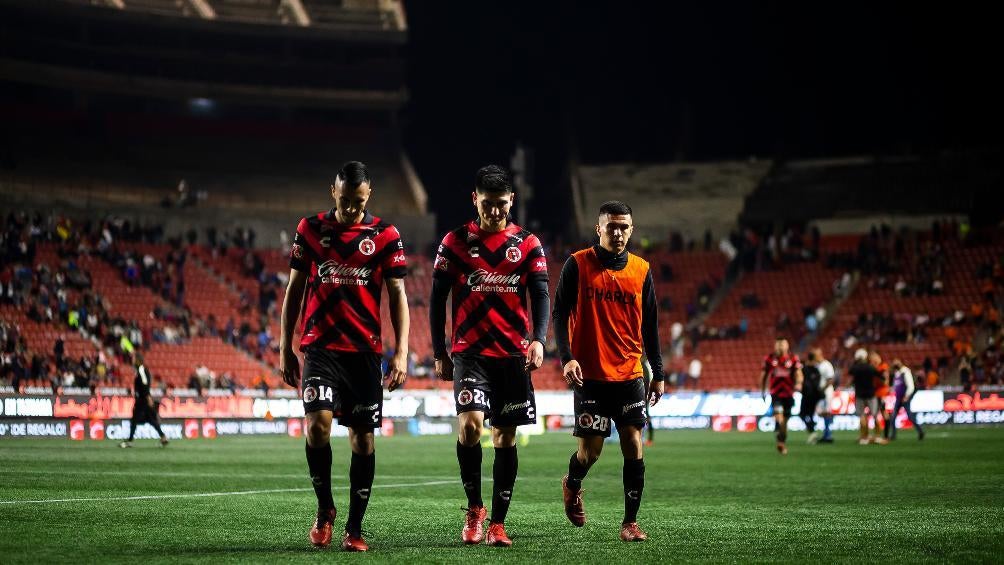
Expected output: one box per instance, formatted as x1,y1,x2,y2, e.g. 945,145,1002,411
0,469,455,480
0,479,459,506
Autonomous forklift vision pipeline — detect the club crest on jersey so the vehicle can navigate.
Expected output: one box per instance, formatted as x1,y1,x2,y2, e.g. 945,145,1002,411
291,243,303,259
303,386,318,403
434,255,449,271
578,413,594,428
359,238,376,255
457,389,474,406
506,246,522,262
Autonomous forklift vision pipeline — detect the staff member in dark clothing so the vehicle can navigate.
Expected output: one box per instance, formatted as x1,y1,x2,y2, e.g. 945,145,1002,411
799,351,823,442
848,348,886,446
120,353,169,448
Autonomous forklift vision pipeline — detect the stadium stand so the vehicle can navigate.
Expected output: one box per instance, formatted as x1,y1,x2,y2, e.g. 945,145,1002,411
815,230,1004,382
695,259,837,390
574,160,771,244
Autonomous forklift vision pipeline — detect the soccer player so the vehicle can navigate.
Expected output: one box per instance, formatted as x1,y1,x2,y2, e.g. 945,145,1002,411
119,353,168,448
553,200,665,542
759,337,803,455
279,161,410,552
888,359,925,441
871,351,893,439
431,164,549,547
812,347,836,443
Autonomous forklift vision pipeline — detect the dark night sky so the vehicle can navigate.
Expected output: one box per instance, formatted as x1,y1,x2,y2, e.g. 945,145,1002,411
400,1,1002,233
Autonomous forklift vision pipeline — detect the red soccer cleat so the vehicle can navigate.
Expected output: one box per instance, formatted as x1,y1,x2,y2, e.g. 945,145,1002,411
620,522,648,542
309,508,336,548
486,522,512,547
462,505,487,544
561,475,586,527
341,531,369,552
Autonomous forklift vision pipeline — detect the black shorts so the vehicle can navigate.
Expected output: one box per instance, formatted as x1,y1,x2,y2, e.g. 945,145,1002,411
131,401,159,424
301,348,383,429
452,353,536,427
573,377,648,438
772,396,794,418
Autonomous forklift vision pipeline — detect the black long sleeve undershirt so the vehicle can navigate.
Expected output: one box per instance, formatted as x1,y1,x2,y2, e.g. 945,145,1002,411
430,273,550,359
552,256,579,366
552,245,665,381
430,274,451,359
527,274,550,346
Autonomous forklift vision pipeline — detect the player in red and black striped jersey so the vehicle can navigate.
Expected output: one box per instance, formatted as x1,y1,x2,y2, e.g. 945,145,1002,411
279,161,410,552
759,337,803,455
430,165,550,547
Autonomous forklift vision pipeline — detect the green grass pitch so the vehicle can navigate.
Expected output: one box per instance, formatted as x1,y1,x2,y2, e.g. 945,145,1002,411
1,427,1002,563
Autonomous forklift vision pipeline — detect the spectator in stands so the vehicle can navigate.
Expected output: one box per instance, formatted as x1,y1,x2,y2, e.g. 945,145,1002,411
775,312,792,334
670,322,684,359
53,334,65,367
833,272,853,297
660,261,674,281
686,357,702,389
804,309,818,334
218,371,236,394
740,292,762,308
931,278,944,295
894,276,908,296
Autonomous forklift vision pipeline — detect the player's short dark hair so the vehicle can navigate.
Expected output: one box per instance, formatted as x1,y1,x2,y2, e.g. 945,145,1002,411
807,351,817,362
775,336,788,342
475,165,513,194
337,161,371,189
598,200,633,217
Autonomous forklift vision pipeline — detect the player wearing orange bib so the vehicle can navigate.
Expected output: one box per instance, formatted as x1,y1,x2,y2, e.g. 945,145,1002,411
553,201,665,542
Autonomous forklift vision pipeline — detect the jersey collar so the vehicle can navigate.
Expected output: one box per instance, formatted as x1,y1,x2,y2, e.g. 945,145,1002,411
325,209,374,226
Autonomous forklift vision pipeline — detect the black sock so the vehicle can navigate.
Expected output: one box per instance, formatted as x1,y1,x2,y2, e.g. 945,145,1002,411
623,458,645,524
490,446,517,524
804,417,815,433
457,441,483,508
305,442,334,510
347,451,375,535
566,452,589,492
151,420,165,439
128,418,138,441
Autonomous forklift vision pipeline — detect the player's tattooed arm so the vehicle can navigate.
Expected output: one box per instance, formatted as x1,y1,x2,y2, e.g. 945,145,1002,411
385,277,409,391
279,267,308,388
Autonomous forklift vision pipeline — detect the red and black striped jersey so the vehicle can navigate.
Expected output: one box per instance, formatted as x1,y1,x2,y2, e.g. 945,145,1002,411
764,353,802,399
290,210,407,354
433,221,547,357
